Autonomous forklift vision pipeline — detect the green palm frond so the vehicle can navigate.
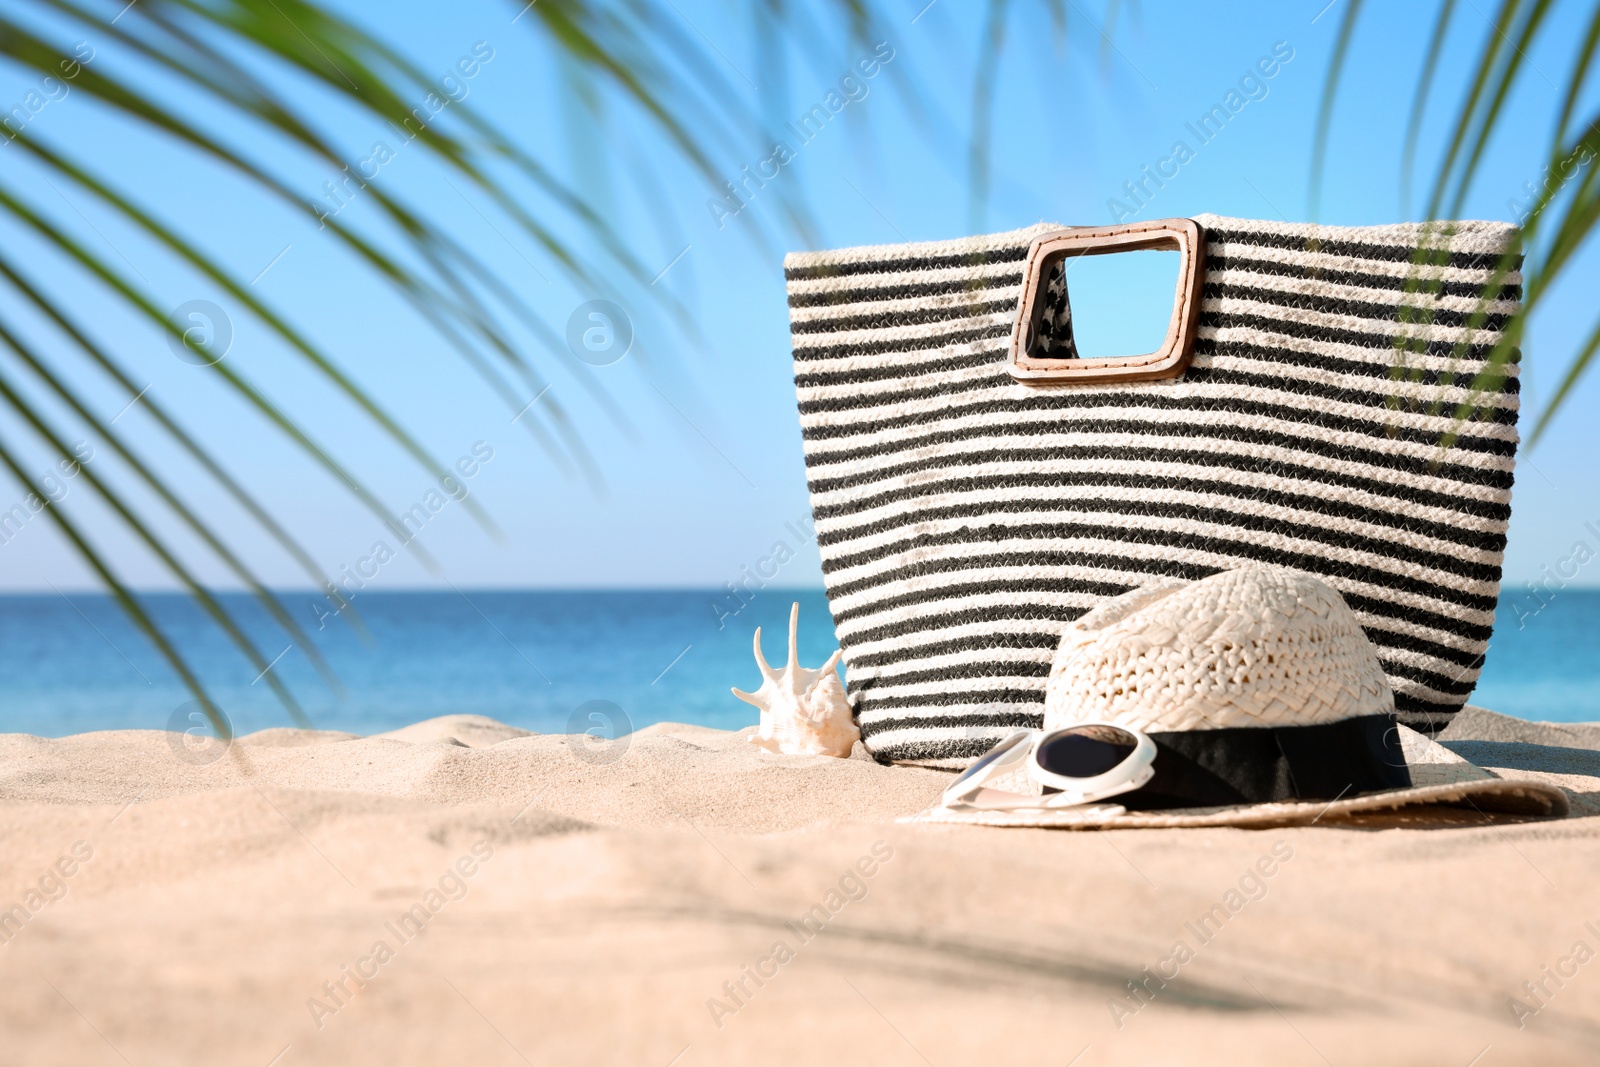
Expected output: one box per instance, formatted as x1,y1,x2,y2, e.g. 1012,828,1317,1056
1313,0,1600,447
9,0,1593,742
0,0,878,736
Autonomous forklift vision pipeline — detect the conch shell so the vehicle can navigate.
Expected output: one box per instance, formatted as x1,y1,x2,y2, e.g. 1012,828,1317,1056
732,602,860,757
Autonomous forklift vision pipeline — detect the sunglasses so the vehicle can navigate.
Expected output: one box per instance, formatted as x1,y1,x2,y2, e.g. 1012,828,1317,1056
941,723,1157,812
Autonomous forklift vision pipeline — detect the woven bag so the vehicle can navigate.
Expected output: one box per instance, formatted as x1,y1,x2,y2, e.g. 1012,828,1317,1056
785,214,1521,766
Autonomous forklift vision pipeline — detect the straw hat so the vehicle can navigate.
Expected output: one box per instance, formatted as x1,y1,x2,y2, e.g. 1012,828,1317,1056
908,568,1568,829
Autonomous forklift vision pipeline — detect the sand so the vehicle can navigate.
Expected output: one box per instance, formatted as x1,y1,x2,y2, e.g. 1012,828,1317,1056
3,707,1600,1065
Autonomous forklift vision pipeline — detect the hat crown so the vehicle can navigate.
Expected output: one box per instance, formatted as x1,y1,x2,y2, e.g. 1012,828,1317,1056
1044,567,1394,733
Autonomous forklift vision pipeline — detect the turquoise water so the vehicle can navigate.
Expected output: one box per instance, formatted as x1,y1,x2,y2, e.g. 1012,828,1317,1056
0,588,1596,738
0,589,836,739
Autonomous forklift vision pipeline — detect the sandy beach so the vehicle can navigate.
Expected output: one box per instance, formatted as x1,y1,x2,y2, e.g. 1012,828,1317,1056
3,707,1600,1065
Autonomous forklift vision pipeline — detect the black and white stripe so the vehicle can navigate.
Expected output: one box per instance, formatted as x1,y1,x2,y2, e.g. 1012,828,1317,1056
786,215,1522,765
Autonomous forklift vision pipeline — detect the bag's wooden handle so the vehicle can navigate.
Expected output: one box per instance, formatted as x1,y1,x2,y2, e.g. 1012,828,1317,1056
1007,218,1207,385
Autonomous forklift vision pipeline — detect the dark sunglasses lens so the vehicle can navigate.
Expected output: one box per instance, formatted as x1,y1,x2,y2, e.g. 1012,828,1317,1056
950,731,1030,789
1035,725,1138,779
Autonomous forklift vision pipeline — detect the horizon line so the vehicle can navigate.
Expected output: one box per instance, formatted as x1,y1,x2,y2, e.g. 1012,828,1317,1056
0,583,834,597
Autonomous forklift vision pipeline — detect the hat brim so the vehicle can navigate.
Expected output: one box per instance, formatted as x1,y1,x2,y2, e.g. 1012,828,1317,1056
899,725,1572,830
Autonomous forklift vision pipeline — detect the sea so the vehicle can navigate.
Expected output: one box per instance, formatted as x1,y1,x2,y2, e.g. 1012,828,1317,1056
1,588,1597,739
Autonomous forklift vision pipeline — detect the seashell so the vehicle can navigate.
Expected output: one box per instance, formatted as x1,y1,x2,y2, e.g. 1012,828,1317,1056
732,602,860,757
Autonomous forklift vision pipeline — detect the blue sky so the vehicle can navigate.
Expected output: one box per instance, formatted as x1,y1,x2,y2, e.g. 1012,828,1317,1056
0,0,1596,594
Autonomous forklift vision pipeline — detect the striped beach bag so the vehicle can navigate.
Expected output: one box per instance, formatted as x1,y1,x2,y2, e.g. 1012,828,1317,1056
785,215,1521,765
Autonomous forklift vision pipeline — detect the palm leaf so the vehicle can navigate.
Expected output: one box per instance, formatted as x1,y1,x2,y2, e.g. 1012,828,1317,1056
0,368,312,725
969,0,1011,231
1307,0,1365,221
0,251,341,601
0,317,341,696
1314,0,1600,446
0,429,232,741
0,14,592,472
1399,0,1458,218
0,0,892,729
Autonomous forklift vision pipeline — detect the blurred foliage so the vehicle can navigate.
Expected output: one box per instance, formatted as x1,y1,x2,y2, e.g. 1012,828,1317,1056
1315,0,1600,442
0,0,1592,735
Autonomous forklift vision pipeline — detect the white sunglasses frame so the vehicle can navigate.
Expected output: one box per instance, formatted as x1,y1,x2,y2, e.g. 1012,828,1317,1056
941,723,1157,811
1028,721,1157,802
